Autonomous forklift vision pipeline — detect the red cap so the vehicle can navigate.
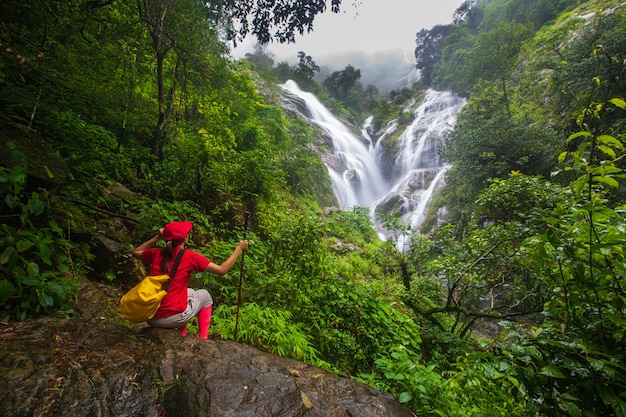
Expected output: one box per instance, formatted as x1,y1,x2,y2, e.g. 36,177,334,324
162,221,192,241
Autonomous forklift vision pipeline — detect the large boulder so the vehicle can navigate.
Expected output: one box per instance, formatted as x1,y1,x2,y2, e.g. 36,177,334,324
0,281,415,417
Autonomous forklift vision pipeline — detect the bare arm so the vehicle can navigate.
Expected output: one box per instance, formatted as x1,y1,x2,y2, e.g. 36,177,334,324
203,240,249,276
132,228,163,259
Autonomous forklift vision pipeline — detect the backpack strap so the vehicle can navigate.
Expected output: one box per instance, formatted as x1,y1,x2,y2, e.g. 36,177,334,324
164,249,185,291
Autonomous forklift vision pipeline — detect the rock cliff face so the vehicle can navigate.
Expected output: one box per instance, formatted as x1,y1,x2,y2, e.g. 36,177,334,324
0,281,415,417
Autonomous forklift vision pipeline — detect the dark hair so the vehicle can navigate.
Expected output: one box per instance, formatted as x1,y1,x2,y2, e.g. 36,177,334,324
160,240,183,273
160,242,174,273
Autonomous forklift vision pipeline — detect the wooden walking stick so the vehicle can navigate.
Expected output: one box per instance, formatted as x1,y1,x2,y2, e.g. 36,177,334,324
234,211,250,339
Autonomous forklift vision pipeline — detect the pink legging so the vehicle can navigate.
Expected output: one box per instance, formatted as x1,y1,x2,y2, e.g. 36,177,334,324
177,305,211,338
147,288,213,338
197,305,212,339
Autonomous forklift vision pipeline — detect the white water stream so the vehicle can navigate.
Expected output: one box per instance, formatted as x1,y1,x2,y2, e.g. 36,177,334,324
282,80,466,240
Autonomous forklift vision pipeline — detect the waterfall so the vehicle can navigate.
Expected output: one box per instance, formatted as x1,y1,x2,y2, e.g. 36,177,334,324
281,80,466,240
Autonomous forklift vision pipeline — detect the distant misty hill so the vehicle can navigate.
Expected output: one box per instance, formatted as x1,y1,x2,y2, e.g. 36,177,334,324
314,50,420,95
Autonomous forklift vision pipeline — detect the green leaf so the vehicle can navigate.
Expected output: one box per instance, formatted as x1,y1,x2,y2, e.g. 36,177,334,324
506,375,520,388
0,246,17,264
566,131,591,144
398,391,412,403
38,291,54,307
608,97,626,110
26,262,40,276
571,177,588,195
46,281,67,298
561,400,582,417
587,357,604,372
596,145,616,158
540,365,566,379
28,195,46,216
49,220,64,235
602,165,623,174
0,279,16,303
38,242,51,265
16,239,34,253
592,175,619,188
597,134,624,150
559,392,581,402
22,275,40,286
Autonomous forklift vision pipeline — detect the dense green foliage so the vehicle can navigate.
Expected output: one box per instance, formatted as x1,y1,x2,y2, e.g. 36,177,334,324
1,0,626,416
0,142,78,320
409,0,626,415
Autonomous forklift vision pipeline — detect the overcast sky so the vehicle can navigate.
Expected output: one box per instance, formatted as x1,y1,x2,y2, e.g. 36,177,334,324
231,0,464,67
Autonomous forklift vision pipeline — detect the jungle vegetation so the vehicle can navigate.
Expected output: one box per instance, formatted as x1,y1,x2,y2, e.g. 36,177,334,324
1,0,625,416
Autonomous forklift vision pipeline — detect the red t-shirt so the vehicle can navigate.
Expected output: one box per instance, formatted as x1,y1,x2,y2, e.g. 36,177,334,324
141,247,211,318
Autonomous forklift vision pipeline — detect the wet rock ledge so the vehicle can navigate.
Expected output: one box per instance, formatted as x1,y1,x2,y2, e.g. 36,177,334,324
0,281,415,417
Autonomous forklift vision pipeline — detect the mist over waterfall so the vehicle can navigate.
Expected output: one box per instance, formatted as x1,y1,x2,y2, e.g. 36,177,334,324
281,80,466,240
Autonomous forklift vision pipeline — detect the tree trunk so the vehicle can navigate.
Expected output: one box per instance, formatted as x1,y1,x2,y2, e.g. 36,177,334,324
137,0,175,159
153,49,168,159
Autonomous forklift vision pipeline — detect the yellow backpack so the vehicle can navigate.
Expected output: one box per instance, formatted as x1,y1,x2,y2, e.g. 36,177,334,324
119,250,185,322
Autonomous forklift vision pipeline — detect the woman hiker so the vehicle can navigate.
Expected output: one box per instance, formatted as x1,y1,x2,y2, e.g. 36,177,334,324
132,220,248,339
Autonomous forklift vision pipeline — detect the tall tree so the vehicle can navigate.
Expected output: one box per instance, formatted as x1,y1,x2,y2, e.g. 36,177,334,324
136,0,177,158
414,24,454,86
244,44,275,74
295,51,320,82
135,0,225,158
364,84,378,101
323,65,361,102
465,21,533,112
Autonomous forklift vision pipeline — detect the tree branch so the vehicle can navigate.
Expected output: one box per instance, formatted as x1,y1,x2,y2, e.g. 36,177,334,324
61,197,138,222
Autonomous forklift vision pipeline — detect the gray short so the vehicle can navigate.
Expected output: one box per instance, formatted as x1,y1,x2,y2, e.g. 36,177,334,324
147,288,213,328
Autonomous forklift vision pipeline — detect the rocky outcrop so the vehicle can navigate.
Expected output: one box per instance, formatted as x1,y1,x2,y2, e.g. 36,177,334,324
0,281,415,417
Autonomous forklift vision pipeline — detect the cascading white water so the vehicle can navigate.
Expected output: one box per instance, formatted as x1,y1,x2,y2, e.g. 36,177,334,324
281,80,466,240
